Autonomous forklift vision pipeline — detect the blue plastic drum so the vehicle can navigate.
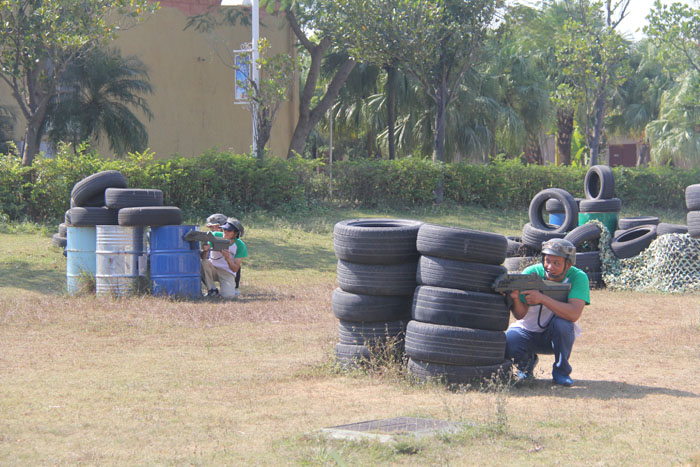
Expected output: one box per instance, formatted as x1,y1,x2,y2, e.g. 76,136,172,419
66,226,97,295
149,225,202,298
548,213,566,227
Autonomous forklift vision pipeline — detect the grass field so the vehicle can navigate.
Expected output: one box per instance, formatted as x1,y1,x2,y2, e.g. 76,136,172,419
1,205,699,465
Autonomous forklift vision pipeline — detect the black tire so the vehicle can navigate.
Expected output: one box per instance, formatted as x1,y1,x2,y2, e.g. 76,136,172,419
51,233,67,248
416,255,506,293
71,170,127,207
407,358,512,385
685,184,700,211
337,320,407,345
687,211,700,238
71,192,107,208
404,320,506,366
521,223,566,250
416,223,507,265
66,207,118,226
656,223,688,236
105,188,164,209
545,198,565,213
617,216,659,230
528,188,578,233
334,344,372,367
333,218,422,265
584,165,615,199
504,256,539,272
412,286,509,331
610,225,658,258
575,251,601,273
564,223,602,249
332,288,412,322
586,271,604,289
506,237,539,257
58,223,67,237
118,206,182,226
337,260,418,296
578,198,622,213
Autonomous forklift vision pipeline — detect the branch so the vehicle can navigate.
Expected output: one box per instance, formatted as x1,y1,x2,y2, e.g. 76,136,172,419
286,9,313,52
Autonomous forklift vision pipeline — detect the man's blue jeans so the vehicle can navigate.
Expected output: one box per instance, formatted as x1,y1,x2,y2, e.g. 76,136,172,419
505,315,576,377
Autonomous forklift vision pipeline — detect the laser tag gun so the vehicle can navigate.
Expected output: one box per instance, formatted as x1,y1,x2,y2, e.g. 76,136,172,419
492,273,571,309
183,230,231,251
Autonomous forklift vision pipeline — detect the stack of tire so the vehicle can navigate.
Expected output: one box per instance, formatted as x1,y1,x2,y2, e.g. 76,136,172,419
405,224,512,385
610,216,659,259
333,219,423,367
563,223,604,288
52,223,68,251
686,184,700,238
579,165,621,237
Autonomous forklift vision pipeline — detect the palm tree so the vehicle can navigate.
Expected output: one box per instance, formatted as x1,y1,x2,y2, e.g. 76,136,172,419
45,48,153,155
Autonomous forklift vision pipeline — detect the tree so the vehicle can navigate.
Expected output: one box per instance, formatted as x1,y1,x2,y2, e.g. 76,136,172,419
44,47,153,155
0,0,157,166
645,0,700,74
0,104,15,154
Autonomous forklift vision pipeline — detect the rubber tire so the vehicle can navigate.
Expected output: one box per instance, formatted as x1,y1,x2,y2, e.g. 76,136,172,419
404,320,506,366
656,223,688,236
71,192,107,208
333,218,422,265
506,237,539,257
332,288,412,322
687,211,700,238
334,343,372,367
416,255,507,293
578,198,622,213
412,285,509,331
337,320,407,345
564,223,602,249
521,223,566,250
584,165,615,199
528,188,578,233
66,207,118,226
58,223,67,237
504,256,539,272
408,358,512,385
70,170,127,207
685,184,700,211
337,260,418,296
575,251,601,273
610,225,658,258
105,188,164,209
52,233,67,248
118,206,182,226
416,223,507,265
617,216,659,230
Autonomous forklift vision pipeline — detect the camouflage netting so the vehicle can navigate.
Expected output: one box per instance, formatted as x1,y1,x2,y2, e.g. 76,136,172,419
594,219,700,293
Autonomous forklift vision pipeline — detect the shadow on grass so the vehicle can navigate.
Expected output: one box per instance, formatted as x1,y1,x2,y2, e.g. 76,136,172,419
246,237,337,273
0,259,65,295
513,379,699,399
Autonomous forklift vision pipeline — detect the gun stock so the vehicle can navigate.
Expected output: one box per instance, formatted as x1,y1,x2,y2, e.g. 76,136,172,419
183,230,231,251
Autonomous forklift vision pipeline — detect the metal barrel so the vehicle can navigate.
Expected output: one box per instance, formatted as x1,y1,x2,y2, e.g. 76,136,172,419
96,225,147,297
66,226,97,295
149,225,202,299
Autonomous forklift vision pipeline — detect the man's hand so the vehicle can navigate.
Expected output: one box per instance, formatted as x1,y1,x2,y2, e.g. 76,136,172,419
221,249,230,258
522,289,545,305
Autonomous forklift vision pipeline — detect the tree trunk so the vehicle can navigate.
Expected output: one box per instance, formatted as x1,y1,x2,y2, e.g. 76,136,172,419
385,65,397,160
556,107,574,166
638,142,650,166
523,132,542,165
432,81,447,204
589,94,605,166
21,105,49,166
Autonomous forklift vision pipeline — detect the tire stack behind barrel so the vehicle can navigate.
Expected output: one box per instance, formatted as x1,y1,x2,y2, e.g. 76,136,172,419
579,165,621,235
406,224,512,385
564,223,604,288
685,184,700,239
333,219,423,367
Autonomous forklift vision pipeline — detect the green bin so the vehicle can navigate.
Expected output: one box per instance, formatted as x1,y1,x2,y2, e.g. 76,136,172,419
578,212,618,235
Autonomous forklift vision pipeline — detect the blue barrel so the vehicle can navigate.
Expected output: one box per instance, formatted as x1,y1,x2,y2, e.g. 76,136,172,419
548,213,566,227
66,226,97,295
150,225,202,298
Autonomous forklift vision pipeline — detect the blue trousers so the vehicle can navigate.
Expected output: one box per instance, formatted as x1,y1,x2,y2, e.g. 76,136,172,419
505,315,576,377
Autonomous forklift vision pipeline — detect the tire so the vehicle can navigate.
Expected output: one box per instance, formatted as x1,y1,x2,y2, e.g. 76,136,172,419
412,285,509,331
617,216,659,230
71,170,127,207
333,218,422,265
575,251,601,273
584,165,615,199
545,198,565,213
52,233,67,248
521,223,566,250
337,320,407,345
407,358,512,385
416,255,506,293
337,260,418,296
506,237,539,257
332,288,412,322
504,256,539,272
71,192,107,208
685,184,700,211
404,320,506,366
118,206,182,226
564,223,602,249
687,211,700,238
66,207,118,226
528,188,578,233
334,344,371,367
656,223,688,236
416,223,507,265
58,223,67,237
578,198,622,213
105,188,164,209
586,271,604,289
610,225,658,258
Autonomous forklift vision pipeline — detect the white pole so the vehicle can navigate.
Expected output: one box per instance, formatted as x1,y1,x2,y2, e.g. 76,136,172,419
329,105,333,198
251,0,259,157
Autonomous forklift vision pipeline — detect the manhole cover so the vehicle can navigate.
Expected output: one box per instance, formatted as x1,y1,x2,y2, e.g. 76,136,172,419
320,417,465,443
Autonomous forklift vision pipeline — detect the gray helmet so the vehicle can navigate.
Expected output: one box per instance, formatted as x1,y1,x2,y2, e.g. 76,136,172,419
541,238,576,265
206,213,228,226
226,217,245,238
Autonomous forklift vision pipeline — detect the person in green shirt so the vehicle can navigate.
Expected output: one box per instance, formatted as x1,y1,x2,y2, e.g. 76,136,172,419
504,238,590,386
201,217,248,298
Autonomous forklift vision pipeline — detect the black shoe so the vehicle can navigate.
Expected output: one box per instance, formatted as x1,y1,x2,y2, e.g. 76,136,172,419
206,288,219,297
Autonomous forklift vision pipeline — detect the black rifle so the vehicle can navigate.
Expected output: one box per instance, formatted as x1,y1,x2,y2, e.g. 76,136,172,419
492,273,571,309
183,230,231,251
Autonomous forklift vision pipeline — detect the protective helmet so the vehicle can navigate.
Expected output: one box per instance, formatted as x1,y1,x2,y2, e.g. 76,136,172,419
206,213,228,226
541,238,576,265
226,217,245,238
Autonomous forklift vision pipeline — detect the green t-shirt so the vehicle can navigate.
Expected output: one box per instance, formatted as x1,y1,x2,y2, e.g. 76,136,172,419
211,231,248,258
521,263,590,305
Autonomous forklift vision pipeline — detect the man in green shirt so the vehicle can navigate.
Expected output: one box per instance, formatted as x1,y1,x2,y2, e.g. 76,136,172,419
504,239,590,386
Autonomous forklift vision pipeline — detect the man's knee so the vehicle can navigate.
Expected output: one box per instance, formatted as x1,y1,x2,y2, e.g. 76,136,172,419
551,316,574,334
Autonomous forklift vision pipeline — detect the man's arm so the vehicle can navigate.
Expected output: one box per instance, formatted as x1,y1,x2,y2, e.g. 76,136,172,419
520,291,585,322
221,249,242,273
509,290,529,320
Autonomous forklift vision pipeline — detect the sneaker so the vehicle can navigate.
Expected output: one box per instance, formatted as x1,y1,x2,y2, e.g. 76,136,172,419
552,371,574,387
233,289,240,297
206,288,220,297
514,355,538,384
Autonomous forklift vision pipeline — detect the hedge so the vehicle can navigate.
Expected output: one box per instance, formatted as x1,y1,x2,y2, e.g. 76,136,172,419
0,146,697,223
